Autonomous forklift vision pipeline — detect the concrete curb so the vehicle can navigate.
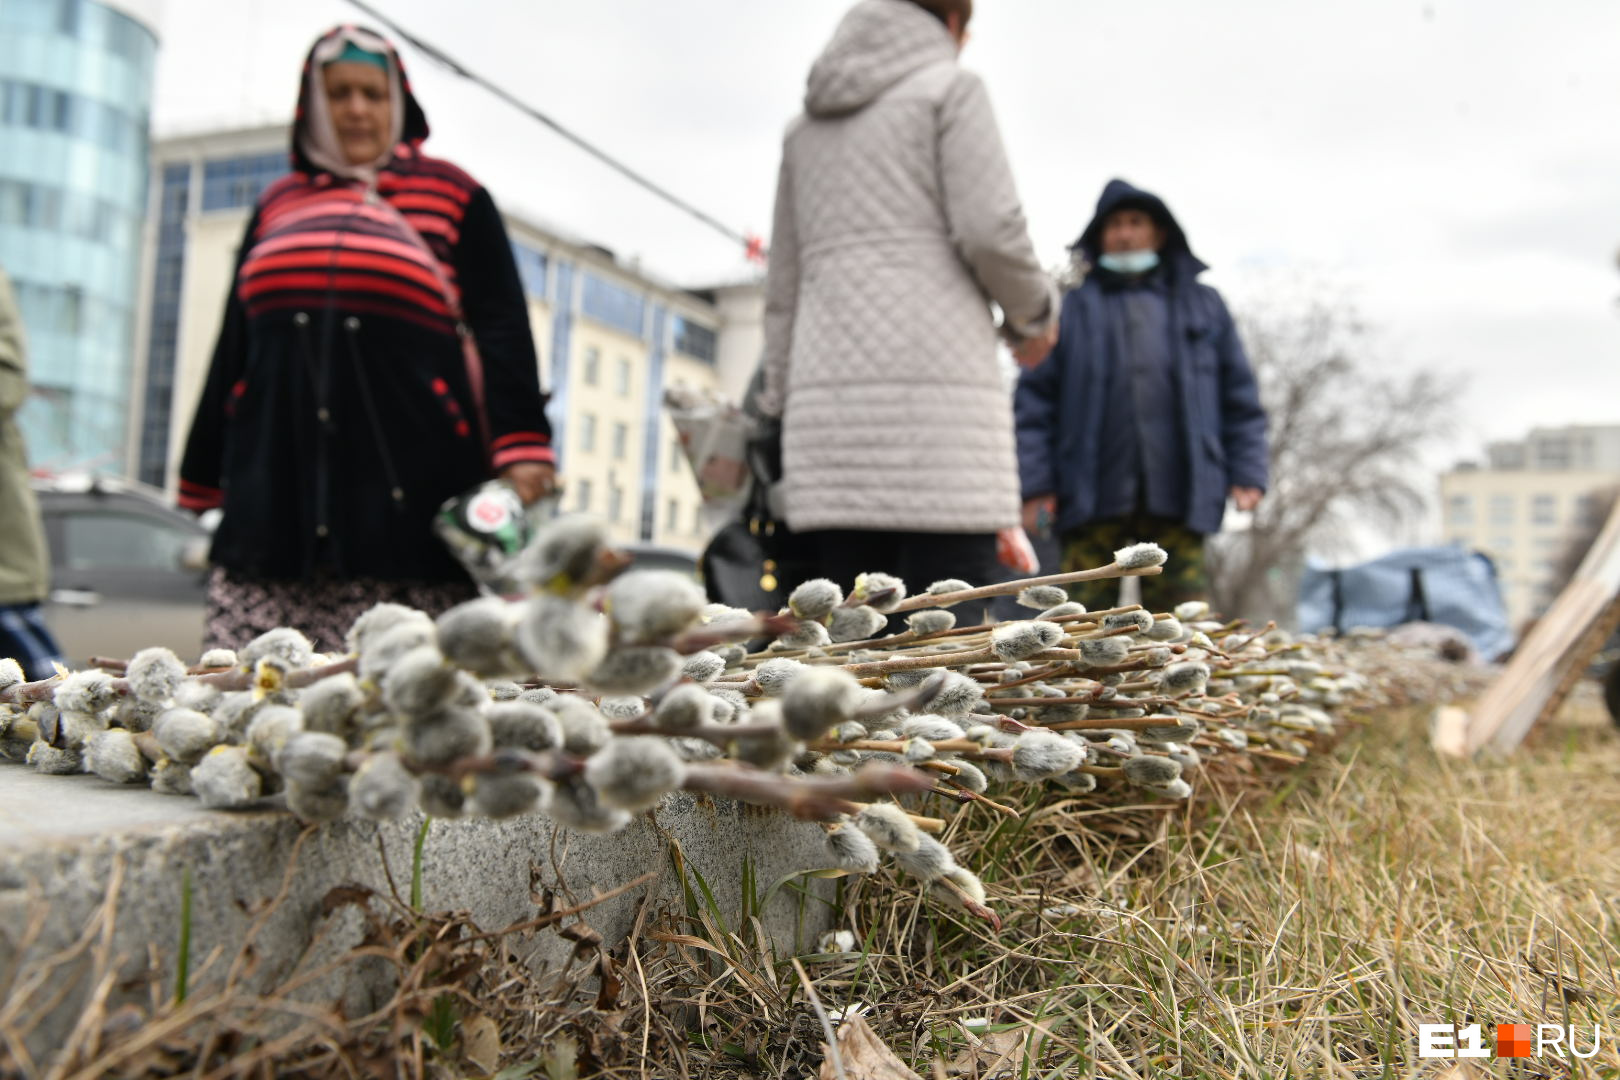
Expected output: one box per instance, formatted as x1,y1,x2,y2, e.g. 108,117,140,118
0,764,838,1066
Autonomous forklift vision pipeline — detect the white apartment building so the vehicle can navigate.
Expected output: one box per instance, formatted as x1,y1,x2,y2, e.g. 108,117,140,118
127,126,763,552
1441,424,1620,627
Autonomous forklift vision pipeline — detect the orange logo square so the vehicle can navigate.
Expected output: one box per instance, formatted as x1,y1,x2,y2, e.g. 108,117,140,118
1496,1024,1533,1058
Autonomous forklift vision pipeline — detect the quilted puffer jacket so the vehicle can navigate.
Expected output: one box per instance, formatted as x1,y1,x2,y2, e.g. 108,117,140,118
758,0,1057,534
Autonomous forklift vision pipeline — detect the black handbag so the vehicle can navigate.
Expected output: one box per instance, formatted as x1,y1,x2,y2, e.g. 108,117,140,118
699,417,791,610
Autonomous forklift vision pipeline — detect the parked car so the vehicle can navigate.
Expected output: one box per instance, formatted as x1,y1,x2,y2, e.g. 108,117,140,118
35,476,212,667
35,476,699,667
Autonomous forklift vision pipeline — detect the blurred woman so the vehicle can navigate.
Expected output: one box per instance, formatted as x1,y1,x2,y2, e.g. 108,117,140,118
179,26,555,652
758,0,1057,618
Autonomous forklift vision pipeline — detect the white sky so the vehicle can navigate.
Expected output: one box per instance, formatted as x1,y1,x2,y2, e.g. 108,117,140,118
152,0,1620,471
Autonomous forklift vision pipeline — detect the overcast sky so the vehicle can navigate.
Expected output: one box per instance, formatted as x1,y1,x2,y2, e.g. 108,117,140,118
152,0,1620,469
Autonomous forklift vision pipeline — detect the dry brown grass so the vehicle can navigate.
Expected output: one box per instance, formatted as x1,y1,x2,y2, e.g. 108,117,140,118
646,686,1620,1078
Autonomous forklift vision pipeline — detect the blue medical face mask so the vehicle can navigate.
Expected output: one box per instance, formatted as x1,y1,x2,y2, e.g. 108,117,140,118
1097,249,1160,274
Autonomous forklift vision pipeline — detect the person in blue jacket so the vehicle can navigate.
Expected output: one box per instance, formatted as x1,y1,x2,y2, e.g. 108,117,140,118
1015,179,1269,610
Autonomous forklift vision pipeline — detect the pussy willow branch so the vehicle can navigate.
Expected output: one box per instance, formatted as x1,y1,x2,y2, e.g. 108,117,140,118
0,656,362,707
681,762,937,822
763,602,1153,662
886,562,1163,614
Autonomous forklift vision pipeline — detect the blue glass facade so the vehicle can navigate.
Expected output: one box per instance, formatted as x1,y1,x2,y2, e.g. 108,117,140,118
132,150,289,486
0,0,158,474
134,162,189,487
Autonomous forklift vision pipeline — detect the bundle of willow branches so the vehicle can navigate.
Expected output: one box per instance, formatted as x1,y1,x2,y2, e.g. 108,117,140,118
0,515,1371,926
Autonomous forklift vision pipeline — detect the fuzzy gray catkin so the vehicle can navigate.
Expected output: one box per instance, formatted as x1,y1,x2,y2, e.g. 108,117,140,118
893,834,957,882
87,728,147,784
851,572,906,613
153,708,219,764
826,824,881,873
828,605,886,643
780,667,864,741
584,737,685,811
905,609,957,636
853,803,920,853
435,597,522,676
655,684,713,733
516,593,609,684
126,647,186,704
606,570,707,645
990,620,1064,661
1121,754,1183,787
582,646,682,695
788,578,843,621
1017,585,1069,610
681,651,727,685
1113,542,1168,569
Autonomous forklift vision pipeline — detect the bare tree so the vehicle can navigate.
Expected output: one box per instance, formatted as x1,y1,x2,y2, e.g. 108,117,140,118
1207,293,1457,622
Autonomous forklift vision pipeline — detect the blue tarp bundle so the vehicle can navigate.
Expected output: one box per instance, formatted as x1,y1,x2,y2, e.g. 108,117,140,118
1296,546,1514,660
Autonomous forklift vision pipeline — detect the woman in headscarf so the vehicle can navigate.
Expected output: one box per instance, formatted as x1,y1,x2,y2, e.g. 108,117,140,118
178,25,555,653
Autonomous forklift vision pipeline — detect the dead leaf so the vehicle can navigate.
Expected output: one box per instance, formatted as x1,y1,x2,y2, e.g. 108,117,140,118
945,1027,1026,1077
820,1014,923,1080
460,1011,501,1074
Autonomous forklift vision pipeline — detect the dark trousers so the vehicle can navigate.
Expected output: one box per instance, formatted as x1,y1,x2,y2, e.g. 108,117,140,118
800,529,999,628
0,602,64,680
1059,513,1207,613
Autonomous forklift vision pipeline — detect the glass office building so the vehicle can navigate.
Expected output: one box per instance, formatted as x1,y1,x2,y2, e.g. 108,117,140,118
0,0,158,474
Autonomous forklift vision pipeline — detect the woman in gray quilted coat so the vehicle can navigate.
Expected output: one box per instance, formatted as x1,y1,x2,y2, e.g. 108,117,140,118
758,0,1058,613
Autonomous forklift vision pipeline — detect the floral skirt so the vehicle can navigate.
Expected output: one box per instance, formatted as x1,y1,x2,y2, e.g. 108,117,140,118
205,568,478,655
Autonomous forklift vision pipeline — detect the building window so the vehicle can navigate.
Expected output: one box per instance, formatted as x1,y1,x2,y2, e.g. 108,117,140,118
1489,495,1514,526
200,152,289,212
615,357,632,397
666,498,680,531
692,504,703,535
1536,436,1571,470
1447,494,1473,526
582,347,600,386
575,478,593,512
581,272,646,337
673,316,718,363
578,413,597,453
1489,535,1512,552
611,422,629,461
670,434,684,473
0,78,144,154
1531,494,1558,526
608,484,624,522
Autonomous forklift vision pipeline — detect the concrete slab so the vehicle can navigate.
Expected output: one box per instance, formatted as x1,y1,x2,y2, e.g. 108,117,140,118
0,762,839,1068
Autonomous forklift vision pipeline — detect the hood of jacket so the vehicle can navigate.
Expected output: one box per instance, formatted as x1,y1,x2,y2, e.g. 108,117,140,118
804,0,958,118
1072,178,1208,280
291,25,429,179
